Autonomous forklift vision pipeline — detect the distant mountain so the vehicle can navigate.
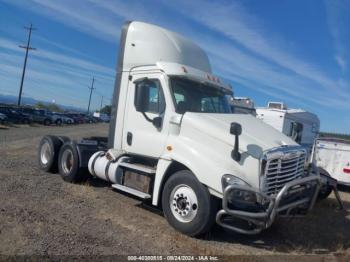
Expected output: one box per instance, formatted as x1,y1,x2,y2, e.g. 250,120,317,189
0,94,85,112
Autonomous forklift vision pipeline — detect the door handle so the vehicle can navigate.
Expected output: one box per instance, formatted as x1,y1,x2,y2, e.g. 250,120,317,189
127,132,133,146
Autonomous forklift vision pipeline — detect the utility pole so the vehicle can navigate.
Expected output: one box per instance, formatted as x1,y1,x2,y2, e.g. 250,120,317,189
100,95,104,111
87,77,95,114
18,23,36,106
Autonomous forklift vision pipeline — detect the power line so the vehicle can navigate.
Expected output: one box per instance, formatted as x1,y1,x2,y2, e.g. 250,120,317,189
18,23,37,106
87,77,95,114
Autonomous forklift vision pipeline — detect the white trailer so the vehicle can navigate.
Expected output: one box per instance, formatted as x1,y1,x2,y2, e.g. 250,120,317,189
314,138,350,186
37,21,324,236
256,102,320,153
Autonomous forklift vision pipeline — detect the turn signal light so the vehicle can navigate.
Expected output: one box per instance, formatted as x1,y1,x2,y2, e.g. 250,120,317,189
343,167,350,174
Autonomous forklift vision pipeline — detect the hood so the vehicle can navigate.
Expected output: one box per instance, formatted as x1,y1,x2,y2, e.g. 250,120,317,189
181,113,298,159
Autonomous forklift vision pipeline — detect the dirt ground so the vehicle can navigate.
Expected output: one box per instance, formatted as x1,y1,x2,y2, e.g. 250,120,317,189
0,123,349,259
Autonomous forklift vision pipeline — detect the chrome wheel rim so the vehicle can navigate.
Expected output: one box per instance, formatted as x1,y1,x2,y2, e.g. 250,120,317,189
61,149,74,174
170,184,198,223
40,142,51,165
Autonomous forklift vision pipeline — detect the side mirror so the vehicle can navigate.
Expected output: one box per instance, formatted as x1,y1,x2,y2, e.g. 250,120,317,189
134,80,151,112
230,122,242,136
152,116,163,129
230,122,242,162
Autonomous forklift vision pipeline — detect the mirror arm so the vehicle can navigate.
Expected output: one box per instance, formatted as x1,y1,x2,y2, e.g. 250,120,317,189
230,122,242,162
141,112,162,129
231,135,241,161
142,112,153,123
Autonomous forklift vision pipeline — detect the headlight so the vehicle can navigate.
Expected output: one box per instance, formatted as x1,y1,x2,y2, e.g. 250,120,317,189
221,174,257,203
221,174,249,188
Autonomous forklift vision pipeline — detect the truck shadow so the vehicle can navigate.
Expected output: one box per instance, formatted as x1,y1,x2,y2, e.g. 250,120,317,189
84,176,110,188
208,197,350,253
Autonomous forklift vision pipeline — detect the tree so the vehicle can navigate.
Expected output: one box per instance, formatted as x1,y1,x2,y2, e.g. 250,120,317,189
35,102,63,112
47,103,62,112
100,105,111,115
35,102,46,109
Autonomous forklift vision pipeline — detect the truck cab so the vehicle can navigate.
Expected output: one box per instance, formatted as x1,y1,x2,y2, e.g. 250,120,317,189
256,102,320,153
38,21,321,236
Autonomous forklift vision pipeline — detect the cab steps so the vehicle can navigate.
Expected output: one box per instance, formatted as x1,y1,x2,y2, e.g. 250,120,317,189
111,184,151,199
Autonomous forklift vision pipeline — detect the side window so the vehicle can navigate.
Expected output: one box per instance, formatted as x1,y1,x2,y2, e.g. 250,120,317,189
135,79,165,114
289,122,303,143
201,97,224,113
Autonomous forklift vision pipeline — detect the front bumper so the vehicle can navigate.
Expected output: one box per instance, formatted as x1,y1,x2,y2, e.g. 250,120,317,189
216,175,321,235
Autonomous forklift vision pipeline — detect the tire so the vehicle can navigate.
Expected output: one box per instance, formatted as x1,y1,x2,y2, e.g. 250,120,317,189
58,141,88,183
38,135,63,173
162,170,217,236
57,136,70,144
318,168,333,200
44,119,52,126
22,118,30,124
55,119,62,126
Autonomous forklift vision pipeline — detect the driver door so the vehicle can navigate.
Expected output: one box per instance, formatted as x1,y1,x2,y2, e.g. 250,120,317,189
122,73,169,158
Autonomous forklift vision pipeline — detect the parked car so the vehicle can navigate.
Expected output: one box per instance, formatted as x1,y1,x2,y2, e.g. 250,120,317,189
0,107,31,124
99,113,111,123
20,108,61,125
93,112,110,122
0,112,7,124
65,113,85,124
52,112,74,125
82,114,97,124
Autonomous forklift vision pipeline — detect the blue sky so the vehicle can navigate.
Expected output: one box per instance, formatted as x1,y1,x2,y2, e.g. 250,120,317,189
0,0,349,133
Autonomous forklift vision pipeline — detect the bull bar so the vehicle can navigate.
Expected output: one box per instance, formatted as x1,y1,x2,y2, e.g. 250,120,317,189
216,175,321,235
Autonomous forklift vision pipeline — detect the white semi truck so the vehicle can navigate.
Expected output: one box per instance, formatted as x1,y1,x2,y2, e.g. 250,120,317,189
38,21,324,236
255,103,346,199
230,97,256,116
256,102,320,153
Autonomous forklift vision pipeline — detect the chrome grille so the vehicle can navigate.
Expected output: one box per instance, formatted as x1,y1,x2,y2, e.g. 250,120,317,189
262,149,306,196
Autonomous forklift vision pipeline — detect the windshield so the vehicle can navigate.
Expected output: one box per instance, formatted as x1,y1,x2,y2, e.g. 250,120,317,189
170,77,232,114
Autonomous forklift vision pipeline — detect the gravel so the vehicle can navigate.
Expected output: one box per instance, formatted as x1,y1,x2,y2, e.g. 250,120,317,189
0,123,349,259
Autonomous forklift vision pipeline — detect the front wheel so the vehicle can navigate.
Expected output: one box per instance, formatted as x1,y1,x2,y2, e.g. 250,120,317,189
162,170,217,236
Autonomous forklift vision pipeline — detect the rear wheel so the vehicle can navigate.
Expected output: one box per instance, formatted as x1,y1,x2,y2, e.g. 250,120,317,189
55,119,62,126
58,141,88,183
44,119,52,126
38,135,63,173
162,170,217,236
